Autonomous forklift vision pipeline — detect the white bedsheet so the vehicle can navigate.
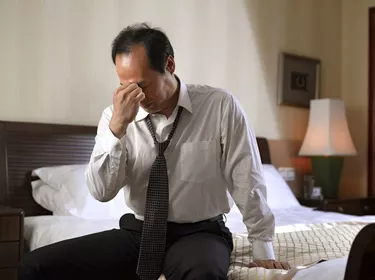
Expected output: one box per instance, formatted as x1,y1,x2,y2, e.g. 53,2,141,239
293,257,348,280
23,205,375,280
24,216,119,251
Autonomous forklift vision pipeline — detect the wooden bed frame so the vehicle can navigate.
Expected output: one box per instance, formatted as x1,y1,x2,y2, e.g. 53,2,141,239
0,120,370,279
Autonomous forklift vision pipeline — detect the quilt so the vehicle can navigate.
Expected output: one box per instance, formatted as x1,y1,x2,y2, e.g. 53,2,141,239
227,221,367,280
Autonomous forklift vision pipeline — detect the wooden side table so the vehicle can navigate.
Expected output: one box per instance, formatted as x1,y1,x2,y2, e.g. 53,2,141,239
0,206,24,280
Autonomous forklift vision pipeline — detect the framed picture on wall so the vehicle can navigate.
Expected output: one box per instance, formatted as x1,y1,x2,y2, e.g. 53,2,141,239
278,52,320,108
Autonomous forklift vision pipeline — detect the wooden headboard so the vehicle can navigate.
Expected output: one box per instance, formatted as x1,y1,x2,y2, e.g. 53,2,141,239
256,137,271,165
0,120,272,217
0,121,96,216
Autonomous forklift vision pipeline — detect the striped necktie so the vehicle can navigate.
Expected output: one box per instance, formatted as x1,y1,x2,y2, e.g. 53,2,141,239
136,106,183,280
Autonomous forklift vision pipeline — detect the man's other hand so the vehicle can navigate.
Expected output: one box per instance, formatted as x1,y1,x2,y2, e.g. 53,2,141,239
248,260,291,270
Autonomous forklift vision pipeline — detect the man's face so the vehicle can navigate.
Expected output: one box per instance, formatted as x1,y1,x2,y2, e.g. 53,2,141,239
115,45,170,114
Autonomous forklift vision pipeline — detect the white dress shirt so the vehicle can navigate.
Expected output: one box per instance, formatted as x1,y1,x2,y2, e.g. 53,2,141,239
85,79,276,260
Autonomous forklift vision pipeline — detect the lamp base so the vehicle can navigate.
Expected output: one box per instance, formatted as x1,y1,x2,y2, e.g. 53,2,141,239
311,156,344,199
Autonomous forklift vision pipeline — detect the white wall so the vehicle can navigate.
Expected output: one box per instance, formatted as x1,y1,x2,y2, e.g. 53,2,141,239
0,0,341,141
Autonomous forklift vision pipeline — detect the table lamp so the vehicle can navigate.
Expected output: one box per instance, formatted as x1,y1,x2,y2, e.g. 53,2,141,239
299,99,357,198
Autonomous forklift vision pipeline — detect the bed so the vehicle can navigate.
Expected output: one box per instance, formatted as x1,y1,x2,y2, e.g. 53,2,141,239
0,120,374,280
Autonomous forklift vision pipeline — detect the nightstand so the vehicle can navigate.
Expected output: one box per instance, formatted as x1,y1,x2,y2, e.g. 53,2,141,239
298,198,375,216
0,206,24,280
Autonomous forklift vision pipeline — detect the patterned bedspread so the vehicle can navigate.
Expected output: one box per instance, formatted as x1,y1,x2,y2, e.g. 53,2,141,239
227,221,368,280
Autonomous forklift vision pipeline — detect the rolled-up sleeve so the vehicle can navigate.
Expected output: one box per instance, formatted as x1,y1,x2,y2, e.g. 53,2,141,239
220,94,276,261
85,106,128,202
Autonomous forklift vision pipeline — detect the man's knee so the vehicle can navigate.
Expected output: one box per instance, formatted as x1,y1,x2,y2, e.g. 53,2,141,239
175,258,227,280
164,234,230,280
18,247,63,280
18,250,44,280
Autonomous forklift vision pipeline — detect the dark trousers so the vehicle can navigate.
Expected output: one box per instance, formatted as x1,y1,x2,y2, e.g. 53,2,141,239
18,214,233,280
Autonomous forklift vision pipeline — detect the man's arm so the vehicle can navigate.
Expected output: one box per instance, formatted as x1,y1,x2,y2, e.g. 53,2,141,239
220,93,275,261
86,83,144,202
85,107,128,202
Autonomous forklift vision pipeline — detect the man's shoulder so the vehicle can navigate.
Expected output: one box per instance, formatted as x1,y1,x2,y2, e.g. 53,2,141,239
186,83,233,103
186,83,231,96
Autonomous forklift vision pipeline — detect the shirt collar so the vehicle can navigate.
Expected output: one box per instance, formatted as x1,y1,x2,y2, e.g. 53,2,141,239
135,77,192,122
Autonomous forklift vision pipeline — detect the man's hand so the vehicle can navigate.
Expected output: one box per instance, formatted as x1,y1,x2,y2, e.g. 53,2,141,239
248,260,291,270
109,83,145,139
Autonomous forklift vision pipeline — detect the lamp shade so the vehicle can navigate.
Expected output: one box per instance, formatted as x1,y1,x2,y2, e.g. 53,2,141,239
299,99,357,156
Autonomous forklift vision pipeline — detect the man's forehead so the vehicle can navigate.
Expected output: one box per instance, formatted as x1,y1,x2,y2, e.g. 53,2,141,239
116,54,147,69
116,53,148,84
117,54,132,68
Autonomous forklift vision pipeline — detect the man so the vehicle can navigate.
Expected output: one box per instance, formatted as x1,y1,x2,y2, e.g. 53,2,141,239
18,23,290,280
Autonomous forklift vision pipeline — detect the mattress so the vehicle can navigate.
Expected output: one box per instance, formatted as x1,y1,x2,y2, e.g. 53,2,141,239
23,205,375,280
24,215,119,251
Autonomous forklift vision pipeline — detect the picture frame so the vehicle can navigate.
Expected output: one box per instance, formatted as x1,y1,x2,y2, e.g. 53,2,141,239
278,52,320,108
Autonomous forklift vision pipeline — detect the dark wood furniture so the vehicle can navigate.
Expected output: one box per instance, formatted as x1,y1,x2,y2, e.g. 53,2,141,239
368,7,375,197
298,197,375,216
0,206,24,280
344,223,375,280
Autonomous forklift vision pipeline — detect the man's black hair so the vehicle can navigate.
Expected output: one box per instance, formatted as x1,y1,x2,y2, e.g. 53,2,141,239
111,22,174,73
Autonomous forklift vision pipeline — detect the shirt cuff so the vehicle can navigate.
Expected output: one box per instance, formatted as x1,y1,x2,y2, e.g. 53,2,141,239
103,127,127,157
252,240,275,261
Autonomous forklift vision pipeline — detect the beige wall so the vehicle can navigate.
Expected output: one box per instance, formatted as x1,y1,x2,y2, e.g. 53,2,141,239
7,0,368,196
0,0,341,141
340,0,375,197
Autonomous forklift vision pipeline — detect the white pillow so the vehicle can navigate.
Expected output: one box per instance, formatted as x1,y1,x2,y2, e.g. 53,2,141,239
262,164,300,209
32,164,132,220
32,164,83,191
31,179,71,215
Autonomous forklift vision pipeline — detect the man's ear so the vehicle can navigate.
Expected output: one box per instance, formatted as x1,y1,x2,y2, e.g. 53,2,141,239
165,55,175,74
